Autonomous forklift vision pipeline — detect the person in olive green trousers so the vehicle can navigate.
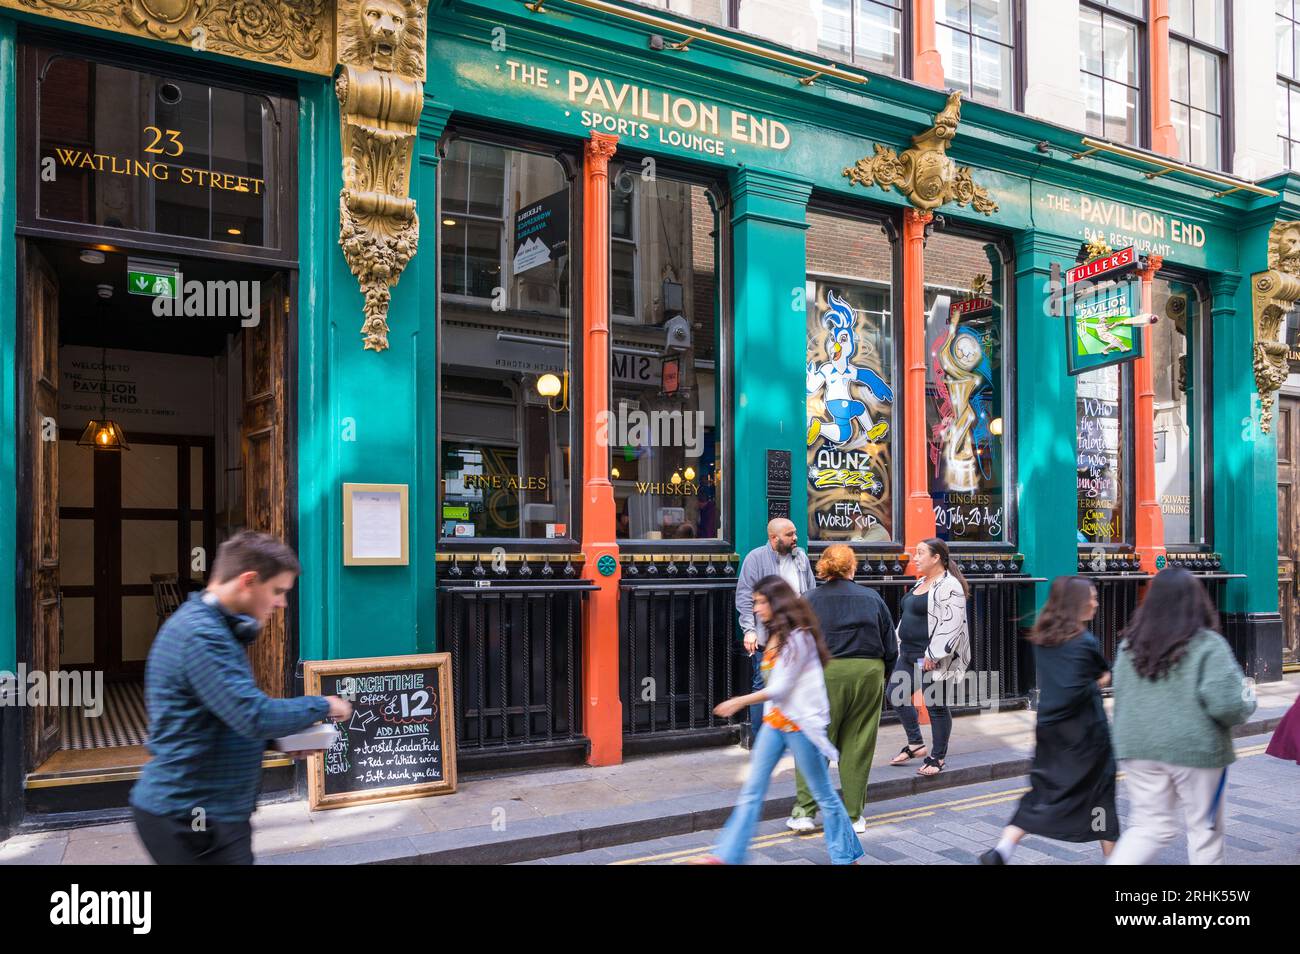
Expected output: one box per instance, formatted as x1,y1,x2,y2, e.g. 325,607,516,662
1108,568,1257,865
786,545,896,834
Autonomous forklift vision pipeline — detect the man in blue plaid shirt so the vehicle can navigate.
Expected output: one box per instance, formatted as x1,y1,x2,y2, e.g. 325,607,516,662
131,532,352,864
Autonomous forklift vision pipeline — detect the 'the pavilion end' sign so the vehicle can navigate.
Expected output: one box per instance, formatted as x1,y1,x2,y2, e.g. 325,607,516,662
1064,245,1147,376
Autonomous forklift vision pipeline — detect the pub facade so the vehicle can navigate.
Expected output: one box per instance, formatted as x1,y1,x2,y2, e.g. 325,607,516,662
0,0,1295,834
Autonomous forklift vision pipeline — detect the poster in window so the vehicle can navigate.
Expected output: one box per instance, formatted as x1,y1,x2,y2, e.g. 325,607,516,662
805,283,894,542
926,285,1005,543
512,189,569,275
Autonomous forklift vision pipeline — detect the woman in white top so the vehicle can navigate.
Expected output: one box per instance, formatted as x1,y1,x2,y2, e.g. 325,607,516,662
695,576,865,865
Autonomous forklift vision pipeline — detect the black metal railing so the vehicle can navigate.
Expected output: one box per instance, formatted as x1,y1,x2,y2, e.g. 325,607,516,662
438,577,593,757
1086,570,1233,662
619,555,746,743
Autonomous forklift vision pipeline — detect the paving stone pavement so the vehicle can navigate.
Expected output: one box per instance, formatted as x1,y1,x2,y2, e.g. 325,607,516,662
530,734,1300,865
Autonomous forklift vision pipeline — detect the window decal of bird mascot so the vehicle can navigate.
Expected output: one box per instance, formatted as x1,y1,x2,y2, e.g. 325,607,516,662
806,290,895,448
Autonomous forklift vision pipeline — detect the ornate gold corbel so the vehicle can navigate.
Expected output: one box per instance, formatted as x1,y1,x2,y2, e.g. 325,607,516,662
842,90,998,215
1250,221,1300,432
336,0,430,351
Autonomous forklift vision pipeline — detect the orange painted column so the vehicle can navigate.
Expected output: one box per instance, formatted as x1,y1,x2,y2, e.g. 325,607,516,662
580,132,623,766
1149,0,1180,156
912,0,945,89
1133,257,1166,573
903,208,937,565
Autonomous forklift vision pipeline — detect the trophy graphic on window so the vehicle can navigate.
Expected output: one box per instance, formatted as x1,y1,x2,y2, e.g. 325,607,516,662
937,275,993,493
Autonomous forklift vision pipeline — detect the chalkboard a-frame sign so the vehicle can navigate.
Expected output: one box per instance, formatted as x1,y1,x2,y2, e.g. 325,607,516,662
303,654,457,810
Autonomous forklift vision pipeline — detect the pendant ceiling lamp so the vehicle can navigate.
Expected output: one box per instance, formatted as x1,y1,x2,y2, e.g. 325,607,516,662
77,342,129,451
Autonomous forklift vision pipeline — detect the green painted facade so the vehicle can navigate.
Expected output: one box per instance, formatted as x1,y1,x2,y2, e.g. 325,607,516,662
1,0,1297,692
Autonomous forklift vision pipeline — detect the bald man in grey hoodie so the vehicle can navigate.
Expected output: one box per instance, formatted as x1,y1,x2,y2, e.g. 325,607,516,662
734,519,817,743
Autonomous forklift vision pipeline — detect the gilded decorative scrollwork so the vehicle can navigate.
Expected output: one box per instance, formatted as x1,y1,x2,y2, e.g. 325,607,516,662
3,0,332,73
336,0,429,352
1251,221,1300,433
842,90,998,215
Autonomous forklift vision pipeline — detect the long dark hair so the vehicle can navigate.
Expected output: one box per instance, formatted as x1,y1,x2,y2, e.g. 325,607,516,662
753,576,832,666
920,537,969,598
1028,576,1096,647
1121,568,1220,679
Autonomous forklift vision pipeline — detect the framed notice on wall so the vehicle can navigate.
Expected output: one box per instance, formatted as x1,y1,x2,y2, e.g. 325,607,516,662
304,654,457,810
343,483,409,565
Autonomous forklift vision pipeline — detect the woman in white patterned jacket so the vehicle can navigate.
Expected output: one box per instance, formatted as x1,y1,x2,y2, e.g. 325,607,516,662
888,537,971,777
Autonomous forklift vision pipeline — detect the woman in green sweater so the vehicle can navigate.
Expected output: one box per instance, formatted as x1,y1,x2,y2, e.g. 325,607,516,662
1108,569,1256,865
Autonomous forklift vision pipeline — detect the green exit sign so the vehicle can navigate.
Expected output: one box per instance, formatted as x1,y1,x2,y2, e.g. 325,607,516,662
128,270,176,297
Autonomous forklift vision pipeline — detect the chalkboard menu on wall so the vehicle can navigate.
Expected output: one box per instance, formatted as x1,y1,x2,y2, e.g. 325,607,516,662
303,654,457,810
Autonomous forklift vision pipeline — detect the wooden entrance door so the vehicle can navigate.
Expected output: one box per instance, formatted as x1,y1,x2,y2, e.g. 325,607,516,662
22,246,62,768
242,275,290,696
1279,395,1300,668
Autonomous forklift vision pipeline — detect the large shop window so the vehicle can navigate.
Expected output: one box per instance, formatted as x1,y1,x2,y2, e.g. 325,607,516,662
923,231,1009,544
1151,276,1207,545
30,48,282,247
609,165,723,541
1076,364,1129,546
805,209,897,544
439,139,574,541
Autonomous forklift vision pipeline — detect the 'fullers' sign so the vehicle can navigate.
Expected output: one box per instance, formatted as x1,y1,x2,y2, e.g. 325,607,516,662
1066,246,1136,284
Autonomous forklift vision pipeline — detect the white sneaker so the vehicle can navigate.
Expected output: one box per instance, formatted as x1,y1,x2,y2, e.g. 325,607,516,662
852,816,867,834
785,816,816,832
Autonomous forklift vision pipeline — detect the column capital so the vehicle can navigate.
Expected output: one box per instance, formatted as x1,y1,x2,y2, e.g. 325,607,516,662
903,208,933,229
728,166,814,229
417,100,454,143
585,131,619,167
1011,230,1083,265
1209,271,1243,301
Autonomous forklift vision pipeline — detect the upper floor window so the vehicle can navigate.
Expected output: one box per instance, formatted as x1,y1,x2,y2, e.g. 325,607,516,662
1279,1,1300,167
635,0,736,28
1080,0,1146,146
816,0,906,76
1169,0,1228,171
935,0,1017,109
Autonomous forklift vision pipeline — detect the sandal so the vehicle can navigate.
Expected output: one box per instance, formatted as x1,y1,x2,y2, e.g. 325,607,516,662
889,743,927,766
917,756,945,777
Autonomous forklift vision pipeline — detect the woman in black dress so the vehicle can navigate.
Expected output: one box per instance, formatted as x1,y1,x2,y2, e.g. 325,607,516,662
980,576,1119,864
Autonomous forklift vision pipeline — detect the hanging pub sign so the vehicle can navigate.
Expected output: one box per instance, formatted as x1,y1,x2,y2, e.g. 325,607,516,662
512,188,569,275
303,654,457,810
1064,245,1147,376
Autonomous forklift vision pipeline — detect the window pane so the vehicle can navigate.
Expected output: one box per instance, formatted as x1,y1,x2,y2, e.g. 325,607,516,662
1103,79,1140,145
1189,47,1219,111
1083,72,1106,137
1103,16,1138,85
1192,0,1223,46
1169,37,1190,105
1192,110,1221,170
1102,0,1143,15
1080,6,1105,77
972,36,1014,108
1293,138,1300,171
970,0,1010,41
806,211,896,542
1151,279,1198,545
610,178,722,541
1279,81,1292,141
439,142,573,540
1280,14,1295,78
1169,0,1193,36
1291,83,1300,140
854,0,903,73
1077,366,1127,546
817,0,853,59
1172,102,1192,163
936,0,971,30
937,24,971,91
924,234,1008,544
